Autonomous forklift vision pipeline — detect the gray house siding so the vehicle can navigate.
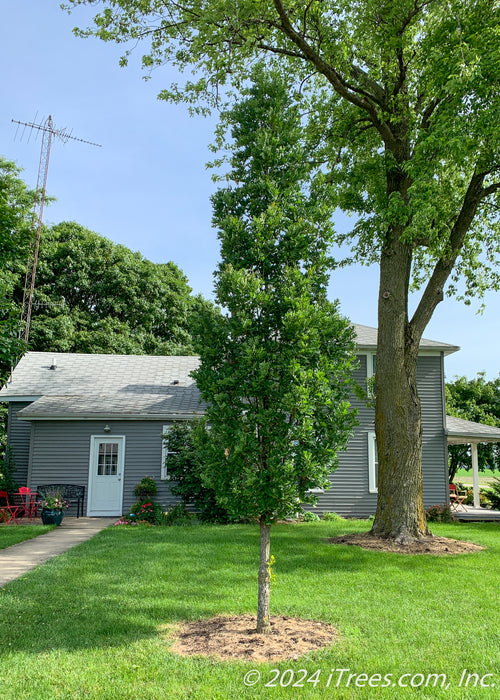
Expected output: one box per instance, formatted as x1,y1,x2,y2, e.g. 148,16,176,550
26,420,178,516
17,353,448,519
6,401,33,485
313,353,448,517
420,353,450,508
314,354,377,516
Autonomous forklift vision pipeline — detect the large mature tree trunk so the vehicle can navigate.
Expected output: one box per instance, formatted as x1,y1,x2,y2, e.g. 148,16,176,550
371,352,430,542
370,141,430,543
371,226,430,543
257,519,271,633
370,146,489,542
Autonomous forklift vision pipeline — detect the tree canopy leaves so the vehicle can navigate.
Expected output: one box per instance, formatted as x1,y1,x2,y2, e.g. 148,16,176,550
25,221,198,356
193,70,358,523
0,157,34,377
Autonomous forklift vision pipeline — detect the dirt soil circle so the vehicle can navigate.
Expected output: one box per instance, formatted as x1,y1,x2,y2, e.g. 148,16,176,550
169,614,338,662
329,532,483,554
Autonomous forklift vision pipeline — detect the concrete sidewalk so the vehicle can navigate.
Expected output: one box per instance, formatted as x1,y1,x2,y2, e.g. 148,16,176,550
0,517,115,587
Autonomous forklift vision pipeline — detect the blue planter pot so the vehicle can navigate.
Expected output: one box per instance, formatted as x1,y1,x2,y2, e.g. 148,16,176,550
41,508,64,526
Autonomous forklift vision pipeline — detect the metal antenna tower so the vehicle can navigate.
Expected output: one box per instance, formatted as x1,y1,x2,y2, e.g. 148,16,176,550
12,115,101,345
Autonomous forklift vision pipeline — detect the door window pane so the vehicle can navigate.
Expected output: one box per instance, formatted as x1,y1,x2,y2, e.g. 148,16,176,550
98,442,118,475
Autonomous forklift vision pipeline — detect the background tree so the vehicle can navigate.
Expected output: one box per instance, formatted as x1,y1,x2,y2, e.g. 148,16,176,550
192,71,357,633
0,157,33,379
69,0,500,543
17,221,202,356
0,157,35,473
446,374,500,482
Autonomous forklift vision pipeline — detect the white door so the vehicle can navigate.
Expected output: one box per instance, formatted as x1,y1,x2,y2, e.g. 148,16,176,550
88,436,125,516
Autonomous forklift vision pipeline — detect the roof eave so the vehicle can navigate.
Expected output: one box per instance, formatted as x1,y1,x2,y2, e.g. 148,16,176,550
17,411,205,422
446,431,500,444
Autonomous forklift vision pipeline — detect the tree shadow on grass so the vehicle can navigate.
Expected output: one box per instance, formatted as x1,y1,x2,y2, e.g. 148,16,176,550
0,526,261,655
0,521,495,656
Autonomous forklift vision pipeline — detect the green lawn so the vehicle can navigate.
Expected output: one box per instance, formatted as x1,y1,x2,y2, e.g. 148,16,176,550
455,467,498,483
0,524,55,549
1,519,499,699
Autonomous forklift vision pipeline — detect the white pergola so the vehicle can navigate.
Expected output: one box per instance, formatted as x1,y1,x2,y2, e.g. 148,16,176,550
446,415,500,508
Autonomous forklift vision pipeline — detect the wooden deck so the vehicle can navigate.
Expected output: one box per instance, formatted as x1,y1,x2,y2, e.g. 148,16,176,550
452,505,500,521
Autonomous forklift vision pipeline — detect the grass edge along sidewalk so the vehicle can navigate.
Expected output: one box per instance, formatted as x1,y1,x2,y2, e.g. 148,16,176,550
0,517,115,586
0,523,55,550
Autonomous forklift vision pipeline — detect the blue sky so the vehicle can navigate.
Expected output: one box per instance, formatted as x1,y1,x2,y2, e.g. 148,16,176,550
1,1,499,380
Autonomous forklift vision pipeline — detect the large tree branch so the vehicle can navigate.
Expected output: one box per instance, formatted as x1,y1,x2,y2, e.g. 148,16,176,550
257,43,306,60
350,64,386,104
481,181,500,199
410,171,487,340
271,0,396,147
420,97,440,126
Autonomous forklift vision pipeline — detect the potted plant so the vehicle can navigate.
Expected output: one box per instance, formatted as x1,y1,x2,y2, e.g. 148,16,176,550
38,493,69,526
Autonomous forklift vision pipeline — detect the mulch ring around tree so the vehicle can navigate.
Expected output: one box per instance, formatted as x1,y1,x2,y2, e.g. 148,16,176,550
166,614,338,662
328,532,484,555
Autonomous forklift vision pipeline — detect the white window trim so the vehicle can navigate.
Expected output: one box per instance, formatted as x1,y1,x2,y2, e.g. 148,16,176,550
368,431,378,493
161,425,174,481
366,353,376,379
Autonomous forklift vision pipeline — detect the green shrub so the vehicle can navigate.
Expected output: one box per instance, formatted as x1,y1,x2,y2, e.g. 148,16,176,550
321,511,344,522
164,502,194,526
483,477,500,510
301,510,320,522
0,445,18,492
163,421,233,523
425,504,455,523
133,475,158,500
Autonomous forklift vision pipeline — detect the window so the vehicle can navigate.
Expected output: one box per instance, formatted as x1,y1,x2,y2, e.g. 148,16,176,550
368,431,378,493
97,442,118,476
161,425,175,480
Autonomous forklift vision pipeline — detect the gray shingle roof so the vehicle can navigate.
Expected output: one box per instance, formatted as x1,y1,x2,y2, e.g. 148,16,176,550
446,415,500,444
16,391,207,420
0,324,459,420
0,352,205,419
0,352,200,398
352,324,459,352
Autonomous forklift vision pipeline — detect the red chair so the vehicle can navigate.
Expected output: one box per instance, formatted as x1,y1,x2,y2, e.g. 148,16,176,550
17,487,38,520
0,490,22,525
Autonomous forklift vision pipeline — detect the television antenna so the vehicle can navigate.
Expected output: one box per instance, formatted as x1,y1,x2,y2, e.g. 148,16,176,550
12,115,101,344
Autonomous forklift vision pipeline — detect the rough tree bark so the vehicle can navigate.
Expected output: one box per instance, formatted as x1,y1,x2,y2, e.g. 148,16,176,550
371,159,489,542
371,237,430,542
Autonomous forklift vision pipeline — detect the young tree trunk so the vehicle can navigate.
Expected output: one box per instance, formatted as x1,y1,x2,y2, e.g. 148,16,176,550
370,232,430,544
257,519,271,633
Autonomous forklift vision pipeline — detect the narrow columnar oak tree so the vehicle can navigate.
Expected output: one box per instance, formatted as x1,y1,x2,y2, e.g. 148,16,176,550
192,72,357,633
68,0,500,542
